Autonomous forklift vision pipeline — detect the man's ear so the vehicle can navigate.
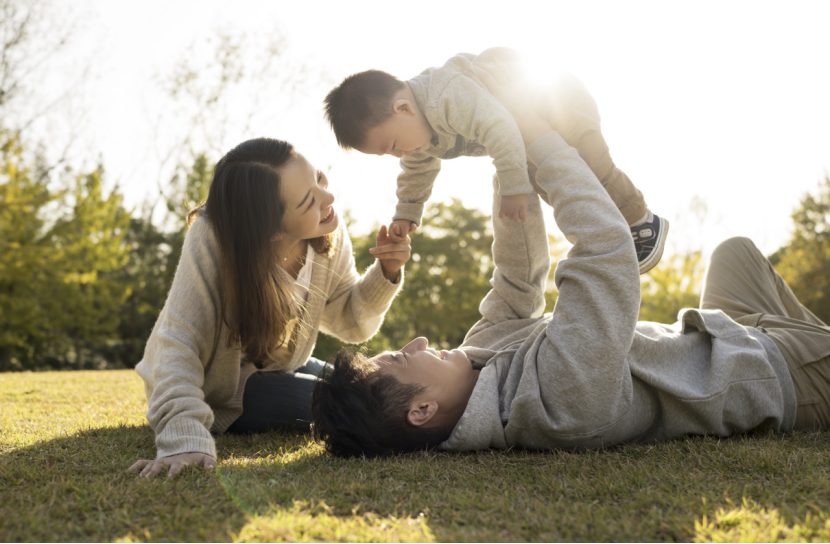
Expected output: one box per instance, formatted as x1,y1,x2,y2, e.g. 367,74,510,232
392,99,416,116
407,400,438,427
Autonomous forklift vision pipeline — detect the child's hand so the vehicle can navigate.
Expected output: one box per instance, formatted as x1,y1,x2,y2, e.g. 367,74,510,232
390,219,417,243
370,224,412,283
498,194,528,223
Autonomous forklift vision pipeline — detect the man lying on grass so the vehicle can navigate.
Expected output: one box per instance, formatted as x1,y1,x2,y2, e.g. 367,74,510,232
311,61,830,457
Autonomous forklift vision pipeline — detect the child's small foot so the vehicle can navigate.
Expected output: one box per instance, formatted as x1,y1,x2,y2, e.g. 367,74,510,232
631,211,669,274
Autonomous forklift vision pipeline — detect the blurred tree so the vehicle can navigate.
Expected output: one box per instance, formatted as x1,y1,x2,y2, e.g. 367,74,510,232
0,133,60,371
638,250,704,324
544,233,569,313
1,0,87,176
313,199,495,360
46,168,130,369
103,153,213,368
770,175,830,323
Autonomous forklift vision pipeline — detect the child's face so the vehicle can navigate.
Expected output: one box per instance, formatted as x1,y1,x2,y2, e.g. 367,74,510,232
357,100,434,159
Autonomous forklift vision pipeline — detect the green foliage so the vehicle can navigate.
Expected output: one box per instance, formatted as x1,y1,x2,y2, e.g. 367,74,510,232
639,250,705,324
44,169,131,370
103,153,214,369
0,133,61,371
0,132,138,371
5,370,830,541
771,176,830,324
313,199,495,360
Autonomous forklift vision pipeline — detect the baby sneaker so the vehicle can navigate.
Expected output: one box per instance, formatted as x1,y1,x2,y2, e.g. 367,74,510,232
631,210,669,274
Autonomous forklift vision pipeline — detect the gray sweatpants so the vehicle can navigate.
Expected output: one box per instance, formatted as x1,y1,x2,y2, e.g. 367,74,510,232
701,237,830,430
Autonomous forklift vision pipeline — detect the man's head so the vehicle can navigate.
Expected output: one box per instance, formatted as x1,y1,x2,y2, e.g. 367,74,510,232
323,70,435,158
311,337,479,458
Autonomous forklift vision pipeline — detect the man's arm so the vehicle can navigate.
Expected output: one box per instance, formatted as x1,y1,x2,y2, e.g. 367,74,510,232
463,61,641,437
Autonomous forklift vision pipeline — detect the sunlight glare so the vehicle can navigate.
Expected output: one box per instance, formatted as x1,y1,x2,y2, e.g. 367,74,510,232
519,50,566,89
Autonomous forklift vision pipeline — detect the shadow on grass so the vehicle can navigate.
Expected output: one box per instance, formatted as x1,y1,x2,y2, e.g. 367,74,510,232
5,422,830,542
216,430,830,542
0,425,249,542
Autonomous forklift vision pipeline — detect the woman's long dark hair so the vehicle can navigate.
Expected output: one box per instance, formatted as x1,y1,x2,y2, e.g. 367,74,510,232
187,138,337,365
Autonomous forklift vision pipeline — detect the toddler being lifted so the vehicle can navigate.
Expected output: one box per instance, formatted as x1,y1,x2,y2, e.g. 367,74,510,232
324,48,668,273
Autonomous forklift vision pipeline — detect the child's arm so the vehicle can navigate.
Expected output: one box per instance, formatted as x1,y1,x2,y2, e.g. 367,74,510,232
434,73,533,206
394,153,442,228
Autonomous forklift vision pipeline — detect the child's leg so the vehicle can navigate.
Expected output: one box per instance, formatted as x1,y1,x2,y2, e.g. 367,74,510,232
545,73,647,225
541,73,668,274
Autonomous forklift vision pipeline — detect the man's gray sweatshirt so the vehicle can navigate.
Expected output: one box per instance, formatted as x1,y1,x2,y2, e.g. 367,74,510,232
394,48,533,226
440,131,796,452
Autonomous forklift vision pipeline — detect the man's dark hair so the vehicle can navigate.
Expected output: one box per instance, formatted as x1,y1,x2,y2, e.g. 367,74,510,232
311,349,452,458
323,70,407,151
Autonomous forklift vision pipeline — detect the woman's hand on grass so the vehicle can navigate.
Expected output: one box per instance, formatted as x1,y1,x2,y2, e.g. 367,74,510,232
370,224,412,283
129,452,216,478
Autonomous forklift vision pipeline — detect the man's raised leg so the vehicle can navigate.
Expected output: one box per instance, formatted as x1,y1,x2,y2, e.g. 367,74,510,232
701,236,830,430
700,236,824,324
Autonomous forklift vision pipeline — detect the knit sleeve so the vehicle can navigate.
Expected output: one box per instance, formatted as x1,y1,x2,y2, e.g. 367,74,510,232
394,152,442,226
319,224,404,343
136,218,223,459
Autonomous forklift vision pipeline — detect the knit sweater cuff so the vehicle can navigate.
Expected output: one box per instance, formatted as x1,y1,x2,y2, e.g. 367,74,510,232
363,260,405,305
526,131,569,168
155,418,217,459
393,203,425,226
496,167,534,196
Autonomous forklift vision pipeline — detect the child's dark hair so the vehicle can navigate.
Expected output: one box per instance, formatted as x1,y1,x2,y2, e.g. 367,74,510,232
323,70,407,151
311,349,452,458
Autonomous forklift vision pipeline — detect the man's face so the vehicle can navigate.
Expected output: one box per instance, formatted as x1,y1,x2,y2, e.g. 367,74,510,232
372,337,477,413
357,102,434,159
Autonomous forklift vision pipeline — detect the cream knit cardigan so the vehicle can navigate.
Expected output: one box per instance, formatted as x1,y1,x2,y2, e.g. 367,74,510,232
136,216,404,459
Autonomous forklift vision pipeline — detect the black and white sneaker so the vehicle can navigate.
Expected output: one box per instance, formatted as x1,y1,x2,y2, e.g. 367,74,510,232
631,211,669,274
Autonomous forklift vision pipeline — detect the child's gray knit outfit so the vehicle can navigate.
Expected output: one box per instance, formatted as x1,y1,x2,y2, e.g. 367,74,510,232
394,48,649,229
439,130,813,452
136,217,403,459
394,48,533,226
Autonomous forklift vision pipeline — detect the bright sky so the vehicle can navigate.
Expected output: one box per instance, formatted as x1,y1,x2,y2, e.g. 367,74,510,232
57,0,830,258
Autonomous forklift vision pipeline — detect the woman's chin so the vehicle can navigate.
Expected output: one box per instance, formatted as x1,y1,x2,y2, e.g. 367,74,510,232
319,209,338,233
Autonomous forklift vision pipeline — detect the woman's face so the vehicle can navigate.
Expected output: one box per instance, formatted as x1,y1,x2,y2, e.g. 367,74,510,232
278,153,339,241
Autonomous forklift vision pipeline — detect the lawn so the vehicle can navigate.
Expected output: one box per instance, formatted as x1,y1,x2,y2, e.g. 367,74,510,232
3,370,830,542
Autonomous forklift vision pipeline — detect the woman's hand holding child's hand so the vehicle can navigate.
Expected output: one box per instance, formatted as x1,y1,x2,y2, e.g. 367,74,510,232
129,452,216,479
389,219,417,243
370,223,413,283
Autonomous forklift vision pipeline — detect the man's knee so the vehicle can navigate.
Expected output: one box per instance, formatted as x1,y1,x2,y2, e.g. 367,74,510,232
710,236,759,264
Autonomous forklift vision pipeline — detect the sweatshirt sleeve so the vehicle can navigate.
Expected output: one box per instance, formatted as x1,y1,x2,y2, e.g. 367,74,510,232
138,219,223,459
525,131,641,434
434,75,533,197
394,153,442,226
319,225,404,343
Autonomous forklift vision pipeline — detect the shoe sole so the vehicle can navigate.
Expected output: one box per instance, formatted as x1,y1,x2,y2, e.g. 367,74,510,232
639,218,669,274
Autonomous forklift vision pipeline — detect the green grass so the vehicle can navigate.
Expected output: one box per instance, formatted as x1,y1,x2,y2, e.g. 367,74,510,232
3,371,830,542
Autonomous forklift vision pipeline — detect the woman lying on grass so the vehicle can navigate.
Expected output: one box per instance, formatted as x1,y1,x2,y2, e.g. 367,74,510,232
130,138,410,478
311,62,830,457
